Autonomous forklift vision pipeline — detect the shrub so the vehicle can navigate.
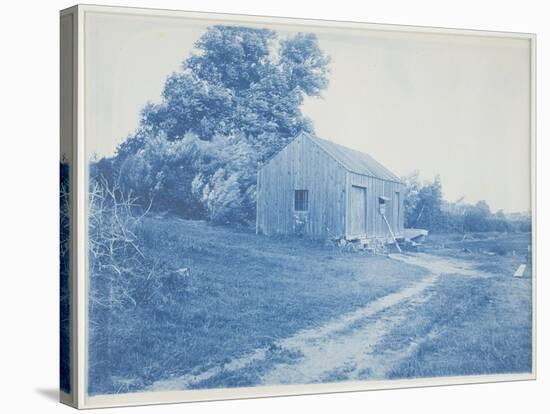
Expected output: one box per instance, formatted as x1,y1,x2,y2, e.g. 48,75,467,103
87,178,186,394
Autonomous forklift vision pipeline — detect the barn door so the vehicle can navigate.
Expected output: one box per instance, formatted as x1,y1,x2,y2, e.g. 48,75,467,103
350,186,367,236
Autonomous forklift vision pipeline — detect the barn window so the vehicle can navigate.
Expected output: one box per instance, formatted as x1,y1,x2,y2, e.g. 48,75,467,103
294,190,309,211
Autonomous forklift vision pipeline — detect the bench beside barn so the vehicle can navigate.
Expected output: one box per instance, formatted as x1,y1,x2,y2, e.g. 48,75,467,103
256,132,405,242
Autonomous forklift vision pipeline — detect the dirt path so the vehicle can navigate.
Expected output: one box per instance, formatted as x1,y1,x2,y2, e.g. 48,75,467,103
149,253,482,391
259,273,438,384
260,253,483,384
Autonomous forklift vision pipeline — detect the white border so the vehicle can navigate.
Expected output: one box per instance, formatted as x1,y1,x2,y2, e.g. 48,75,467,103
69,4,537,409
86,373,534,409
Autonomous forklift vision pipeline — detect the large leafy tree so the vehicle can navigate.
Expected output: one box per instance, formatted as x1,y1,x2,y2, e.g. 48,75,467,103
108,26,330,223
117,26,329,161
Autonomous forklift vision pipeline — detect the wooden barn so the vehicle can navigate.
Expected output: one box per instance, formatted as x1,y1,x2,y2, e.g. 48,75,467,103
256,132,405,243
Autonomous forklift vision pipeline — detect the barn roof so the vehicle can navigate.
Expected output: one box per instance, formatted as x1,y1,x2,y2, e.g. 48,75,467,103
306,134,402,183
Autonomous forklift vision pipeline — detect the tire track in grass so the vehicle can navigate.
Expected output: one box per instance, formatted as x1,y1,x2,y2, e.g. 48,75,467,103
259,274,438,385
149,253,482,390
262,253,484,384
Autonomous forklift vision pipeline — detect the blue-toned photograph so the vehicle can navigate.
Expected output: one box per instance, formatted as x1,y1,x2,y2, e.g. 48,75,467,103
83,13,533,397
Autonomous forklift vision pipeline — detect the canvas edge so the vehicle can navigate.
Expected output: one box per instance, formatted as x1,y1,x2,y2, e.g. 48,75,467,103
76,4,88,409
81,373,535,409
59,4,80,409
529,33,537,380
68,3,536,37
67,3,538,409
60,4,89,409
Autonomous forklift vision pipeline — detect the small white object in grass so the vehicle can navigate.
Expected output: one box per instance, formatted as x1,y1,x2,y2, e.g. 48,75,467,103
513,264,526,278
176,267,190,277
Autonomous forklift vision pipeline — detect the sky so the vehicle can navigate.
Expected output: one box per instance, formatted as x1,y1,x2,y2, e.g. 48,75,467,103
85,12,532,213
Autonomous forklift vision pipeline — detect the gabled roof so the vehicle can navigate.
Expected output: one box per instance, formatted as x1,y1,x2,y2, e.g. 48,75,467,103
305,133,402,183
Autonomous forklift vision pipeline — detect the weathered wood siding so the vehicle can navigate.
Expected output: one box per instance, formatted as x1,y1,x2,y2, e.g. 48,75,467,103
346,172,404,240
257,134,405,240
256,135,348,238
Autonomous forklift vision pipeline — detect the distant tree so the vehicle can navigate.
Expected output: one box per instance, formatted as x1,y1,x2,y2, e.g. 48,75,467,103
464,200,492,232
474,200,491,216
416,175,444,231
402,171,421,228
402,174,444,232
104,25,330,223
402,174,531,234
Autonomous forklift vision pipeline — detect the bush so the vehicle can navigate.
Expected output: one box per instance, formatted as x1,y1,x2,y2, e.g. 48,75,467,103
105,132,259,225
87,178,187,394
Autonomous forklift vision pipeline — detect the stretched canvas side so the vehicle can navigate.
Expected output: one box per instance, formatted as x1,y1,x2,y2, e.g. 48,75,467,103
59,6,77,408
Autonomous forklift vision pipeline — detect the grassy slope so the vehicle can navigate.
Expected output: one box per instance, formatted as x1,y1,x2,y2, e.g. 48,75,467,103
93,219,532,392
380,233,533,378
136,215,429,382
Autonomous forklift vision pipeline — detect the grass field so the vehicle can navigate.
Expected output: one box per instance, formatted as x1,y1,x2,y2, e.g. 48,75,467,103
382,232,533,378
89,216,533,393
114,215,429,390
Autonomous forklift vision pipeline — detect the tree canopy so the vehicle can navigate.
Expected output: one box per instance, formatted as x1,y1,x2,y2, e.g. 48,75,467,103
116,26,329,161
101,25,330,223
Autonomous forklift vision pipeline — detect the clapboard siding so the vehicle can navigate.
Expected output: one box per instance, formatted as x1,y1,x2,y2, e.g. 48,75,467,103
257,133,404,240
257,134,348,238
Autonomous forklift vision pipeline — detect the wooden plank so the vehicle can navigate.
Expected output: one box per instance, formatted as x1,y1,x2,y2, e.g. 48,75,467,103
392,190,400,234
514,264,526,278
382,213,402,252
